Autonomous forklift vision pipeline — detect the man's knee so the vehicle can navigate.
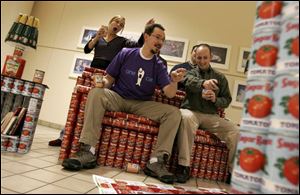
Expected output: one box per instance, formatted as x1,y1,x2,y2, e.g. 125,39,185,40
167,106,181,120
88,88,105,99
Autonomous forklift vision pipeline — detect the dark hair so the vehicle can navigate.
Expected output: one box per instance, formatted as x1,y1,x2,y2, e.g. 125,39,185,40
197,43,212,55
191,44,200,52
144,23,165,35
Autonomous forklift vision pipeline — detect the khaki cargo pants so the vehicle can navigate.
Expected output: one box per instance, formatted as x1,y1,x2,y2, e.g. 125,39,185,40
79,88,182,158
178,108,239,171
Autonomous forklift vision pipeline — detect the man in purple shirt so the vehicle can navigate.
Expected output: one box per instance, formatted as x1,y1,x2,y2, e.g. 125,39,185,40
62,23,186,184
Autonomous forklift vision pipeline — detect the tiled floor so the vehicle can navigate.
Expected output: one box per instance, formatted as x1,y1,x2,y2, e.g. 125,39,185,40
1,125,231,194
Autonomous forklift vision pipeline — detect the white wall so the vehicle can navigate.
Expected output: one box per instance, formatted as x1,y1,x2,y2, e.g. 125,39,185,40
1,1,256,126
1,1,34,66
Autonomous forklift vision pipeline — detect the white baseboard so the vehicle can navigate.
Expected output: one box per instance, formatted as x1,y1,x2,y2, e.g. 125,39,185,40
37,119,64,130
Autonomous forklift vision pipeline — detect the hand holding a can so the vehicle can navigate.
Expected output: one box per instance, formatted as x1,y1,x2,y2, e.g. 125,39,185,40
202,79,219,91
92,73,104,88
202,89,216,102
170,68,186,83
95,25,108,40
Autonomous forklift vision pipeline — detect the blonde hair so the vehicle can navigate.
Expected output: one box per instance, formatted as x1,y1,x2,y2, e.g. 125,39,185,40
109,15,126,33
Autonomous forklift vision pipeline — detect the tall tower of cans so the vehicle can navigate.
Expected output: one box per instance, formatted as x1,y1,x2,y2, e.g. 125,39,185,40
231,1,299,194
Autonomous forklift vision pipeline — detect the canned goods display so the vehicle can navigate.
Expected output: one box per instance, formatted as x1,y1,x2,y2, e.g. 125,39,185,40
269,74,299,135
21,81,34,96
248,31,279,80
232,130,271,189
11,79,24,94
261,133,299,194
31,83,46,99
240,80,273,132
276,18,299,75
1,76,14,92
254,1,282,33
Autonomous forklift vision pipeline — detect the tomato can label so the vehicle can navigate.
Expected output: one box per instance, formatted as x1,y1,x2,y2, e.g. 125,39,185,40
276,18,299,75
232,130,271,189
254,1,282,33
1,76,14,92
31,83,46,99
270,74,299,135
27,98,42,115
282,2,299,21
261,133,299,194
240,80,273,132
248,31,280,80
22,81,34,96
230,181,261,194
6,136,19,152
11,79,24,94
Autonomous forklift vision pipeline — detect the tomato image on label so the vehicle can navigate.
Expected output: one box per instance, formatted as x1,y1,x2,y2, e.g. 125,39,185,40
25,116,33,122
254,45,278,67
280,94,299,119
32,88,40,93
285,36,299,57
246,95,273,118
258,1,282,19
22,130,30,136
237,147,266,173
275,156,299,186
18,85,24,91
18,143,26,149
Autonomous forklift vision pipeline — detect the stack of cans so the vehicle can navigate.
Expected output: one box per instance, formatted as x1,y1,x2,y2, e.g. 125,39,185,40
58,67,229,182
231,1,299,194
1,75,48,153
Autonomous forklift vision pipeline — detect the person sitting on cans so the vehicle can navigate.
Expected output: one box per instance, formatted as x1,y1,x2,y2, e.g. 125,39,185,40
169,44,200,91
48,16,156,147
62,23,186,185
176,44,239,184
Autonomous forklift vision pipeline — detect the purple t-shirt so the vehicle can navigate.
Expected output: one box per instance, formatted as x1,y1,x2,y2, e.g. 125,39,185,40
106,48,171,100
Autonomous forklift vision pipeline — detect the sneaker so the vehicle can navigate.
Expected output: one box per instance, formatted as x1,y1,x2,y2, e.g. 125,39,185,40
175,165,190,183
225,172,232,184
48,139,62,147
143,155,175,184
62,143,97,171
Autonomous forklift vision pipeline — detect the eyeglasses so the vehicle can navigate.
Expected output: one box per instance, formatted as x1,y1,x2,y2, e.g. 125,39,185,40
151,34,165,42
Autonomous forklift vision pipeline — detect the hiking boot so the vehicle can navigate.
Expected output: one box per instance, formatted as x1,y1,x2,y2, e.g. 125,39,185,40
175,165,190,183
62,143,97,171
48,139,62,147
143,155,175,184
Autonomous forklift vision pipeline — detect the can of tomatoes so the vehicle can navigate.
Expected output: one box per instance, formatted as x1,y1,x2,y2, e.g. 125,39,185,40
261,133,299,194
269,74,299,136
254,1,282,33
11,79,24,94
248,30,279,80
276,17,299,76
231,130,271,189
240,80,273,132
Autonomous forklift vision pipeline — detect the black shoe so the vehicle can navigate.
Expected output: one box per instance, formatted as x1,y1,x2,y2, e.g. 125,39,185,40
48,139,62,146
175,165,190,183
144,155,175,184
62,143,97,171
225,172,232,184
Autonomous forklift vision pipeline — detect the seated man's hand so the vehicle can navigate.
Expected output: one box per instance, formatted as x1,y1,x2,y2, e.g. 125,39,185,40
202,79,219,91
170,68,186,83
202,89,216,102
